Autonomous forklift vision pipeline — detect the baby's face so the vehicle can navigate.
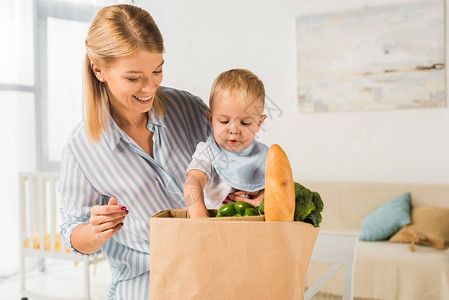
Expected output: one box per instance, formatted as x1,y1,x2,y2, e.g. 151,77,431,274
209,94,266,152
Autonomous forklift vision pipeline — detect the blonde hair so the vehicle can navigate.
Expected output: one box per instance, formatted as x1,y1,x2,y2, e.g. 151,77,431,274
84,4,165,142
209,69,265,112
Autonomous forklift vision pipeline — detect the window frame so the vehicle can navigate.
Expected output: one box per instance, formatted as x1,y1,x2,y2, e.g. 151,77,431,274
35,1,100,171
1,0,134,171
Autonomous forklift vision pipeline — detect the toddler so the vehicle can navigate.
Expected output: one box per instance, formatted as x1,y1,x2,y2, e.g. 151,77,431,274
184,69,268,218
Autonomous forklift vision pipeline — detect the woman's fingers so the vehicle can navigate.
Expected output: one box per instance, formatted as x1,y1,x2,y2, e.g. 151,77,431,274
233,191,258,197
90,211,127,225
95,216,125,233
230,189,263,198
91,197,126,216
98,222,124,240
92,213,126,230
227,195,259,206
92,204,126,216
108,197,118,205
232,190,247,196
91,214,125,240
226,191,264,206
89,197,127,241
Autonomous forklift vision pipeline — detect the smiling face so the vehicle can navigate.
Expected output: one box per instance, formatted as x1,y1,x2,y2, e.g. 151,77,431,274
209,94,266,152
93,48,164,122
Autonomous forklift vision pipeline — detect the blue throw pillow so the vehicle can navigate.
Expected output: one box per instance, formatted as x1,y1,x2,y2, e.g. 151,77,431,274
359,193,411,241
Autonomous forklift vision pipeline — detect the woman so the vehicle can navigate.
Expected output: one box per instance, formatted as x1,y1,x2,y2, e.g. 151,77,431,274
58,4,213,299
59,4,263,299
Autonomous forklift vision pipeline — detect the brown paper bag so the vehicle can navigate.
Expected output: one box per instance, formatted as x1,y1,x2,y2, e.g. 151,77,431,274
150,209,319,300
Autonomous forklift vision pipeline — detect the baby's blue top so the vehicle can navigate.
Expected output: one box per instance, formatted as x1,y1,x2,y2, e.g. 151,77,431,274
205,136,268,192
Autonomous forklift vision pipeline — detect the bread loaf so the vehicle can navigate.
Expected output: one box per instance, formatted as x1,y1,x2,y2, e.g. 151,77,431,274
264,144,295,221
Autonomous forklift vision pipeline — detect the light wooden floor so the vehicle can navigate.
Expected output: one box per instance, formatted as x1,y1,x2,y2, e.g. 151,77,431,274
0,259,110,300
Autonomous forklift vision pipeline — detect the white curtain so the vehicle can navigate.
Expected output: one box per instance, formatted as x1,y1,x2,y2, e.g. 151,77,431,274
0,0,133,280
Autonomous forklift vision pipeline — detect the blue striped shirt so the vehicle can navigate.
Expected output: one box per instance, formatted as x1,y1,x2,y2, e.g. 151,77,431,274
59,87,212,299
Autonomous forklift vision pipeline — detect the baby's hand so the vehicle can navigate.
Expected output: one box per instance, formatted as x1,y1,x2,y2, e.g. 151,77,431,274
224,190,264,207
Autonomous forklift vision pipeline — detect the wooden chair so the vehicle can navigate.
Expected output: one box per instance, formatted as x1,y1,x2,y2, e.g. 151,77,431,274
305,232,358,300
19,172,104,300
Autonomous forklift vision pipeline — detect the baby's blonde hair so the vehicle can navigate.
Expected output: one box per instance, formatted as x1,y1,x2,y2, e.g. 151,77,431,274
84,4,165,142
209,69,265,113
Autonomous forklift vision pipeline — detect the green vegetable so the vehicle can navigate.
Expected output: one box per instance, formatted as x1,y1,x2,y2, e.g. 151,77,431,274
293,183,315,221
216,201,259,217
253,181,325,226
222,184,323,227
217,203,237,217
312,191,323,212
257,199,265,215
234,201,254,215
243,207,259,216
294,182,323,227
303,209,322,228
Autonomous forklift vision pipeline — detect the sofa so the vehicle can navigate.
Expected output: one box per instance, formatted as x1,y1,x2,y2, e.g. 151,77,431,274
302,181,449,300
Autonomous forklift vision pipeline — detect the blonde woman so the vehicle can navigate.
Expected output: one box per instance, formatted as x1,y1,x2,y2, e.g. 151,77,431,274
58,4,212,299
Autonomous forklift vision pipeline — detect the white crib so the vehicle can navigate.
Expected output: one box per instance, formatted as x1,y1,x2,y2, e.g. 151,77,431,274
19,172,105,300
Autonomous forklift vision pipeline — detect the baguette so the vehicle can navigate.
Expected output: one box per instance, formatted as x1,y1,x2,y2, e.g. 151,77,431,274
264,144,295,221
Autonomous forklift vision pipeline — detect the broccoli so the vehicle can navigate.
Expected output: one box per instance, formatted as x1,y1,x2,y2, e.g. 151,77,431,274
303,209,322,228
293,182,316,222
311,191,323,212
294,182,324,227
257,182,324,228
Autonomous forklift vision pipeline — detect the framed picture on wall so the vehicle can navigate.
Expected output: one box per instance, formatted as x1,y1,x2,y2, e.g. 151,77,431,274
296,0,446,113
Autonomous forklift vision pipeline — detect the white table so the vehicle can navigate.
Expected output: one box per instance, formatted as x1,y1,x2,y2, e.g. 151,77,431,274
305,232,359,300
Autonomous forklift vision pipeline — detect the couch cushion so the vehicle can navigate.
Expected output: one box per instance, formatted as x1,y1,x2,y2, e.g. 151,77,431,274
389,206,449,248
359,193,411,241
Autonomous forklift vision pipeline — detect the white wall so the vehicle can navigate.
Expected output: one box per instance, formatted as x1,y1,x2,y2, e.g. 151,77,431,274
139,0,449,184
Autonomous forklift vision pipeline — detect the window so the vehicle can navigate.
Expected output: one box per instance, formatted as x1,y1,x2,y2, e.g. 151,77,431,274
37,1,101,170
0,0,133,278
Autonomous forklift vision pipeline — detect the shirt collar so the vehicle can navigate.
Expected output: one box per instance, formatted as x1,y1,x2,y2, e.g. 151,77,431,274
104,117,124,150
147,108,166,130
104,111,166,150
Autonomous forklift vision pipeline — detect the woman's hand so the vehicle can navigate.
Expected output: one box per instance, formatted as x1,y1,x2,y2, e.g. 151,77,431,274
71,196,127,255
89,197,128,241
225,189,264,207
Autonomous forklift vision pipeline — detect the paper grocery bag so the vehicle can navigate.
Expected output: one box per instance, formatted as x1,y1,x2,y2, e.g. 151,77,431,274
150,209,319,300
